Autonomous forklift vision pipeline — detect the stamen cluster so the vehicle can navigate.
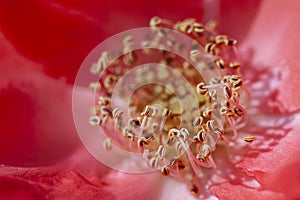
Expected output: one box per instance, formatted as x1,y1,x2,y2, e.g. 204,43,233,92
88,17,248,195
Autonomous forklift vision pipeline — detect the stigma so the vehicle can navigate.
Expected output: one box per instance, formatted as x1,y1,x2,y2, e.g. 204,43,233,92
88,16,249,196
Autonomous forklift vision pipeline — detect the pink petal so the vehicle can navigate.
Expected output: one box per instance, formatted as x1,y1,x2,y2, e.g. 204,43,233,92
236,115,300,199
236,1,300,197
210,182,285,200
241,0,300,112
102,171,163,200
0,32,79,166
204,0,261,42
0,166,115,200
0,0,203,83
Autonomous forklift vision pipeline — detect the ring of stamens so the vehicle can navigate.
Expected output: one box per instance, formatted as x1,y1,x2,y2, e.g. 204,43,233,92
87,17,248,196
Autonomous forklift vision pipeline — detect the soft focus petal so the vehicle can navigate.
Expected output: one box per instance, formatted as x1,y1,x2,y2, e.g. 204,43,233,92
0,32,79,166
241,0,300,112
102,171,162,200
0,0,203,83
203,0,261,42
210,182,285,200
236,0,300,198
0,166,116,200
236,114,300,199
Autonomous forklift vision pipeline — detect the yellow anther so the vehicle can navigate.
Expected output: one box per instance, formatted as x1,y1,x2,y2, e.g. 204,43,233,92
137,137,150,147
168,128,180,138
195,128,207,142
196,82,208,95
150,157,159,168
89,82,101,91
214,35,229,45
161,165,170,176
229,61,241,69
103,137,112,150
98,97,111,106
141,105,156,117
89,116,101,126
196,144,211,160
205,42,217,55
192,116,203,127
150,16,162,27
214,58,225,69
244,136,256,143
112,108,123,119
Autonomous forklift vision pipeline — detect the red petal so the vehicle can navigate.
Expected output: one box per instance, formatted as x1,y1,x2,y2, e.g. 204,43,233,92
236,116,300,199
102,171,162,200
0,166,115,200
0,0,203,83
0,32,78,166
241,0,300,112
203,0,261,42
210,182,285,200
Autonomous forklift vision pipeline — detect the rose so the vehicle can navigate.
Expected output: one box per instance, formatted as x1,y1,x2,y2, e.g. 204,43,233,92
0,0,299,199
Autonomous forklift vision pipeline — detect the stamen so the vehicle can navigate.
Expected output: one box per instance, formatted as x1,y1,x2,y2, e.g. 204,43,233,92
209,89,217,100
87,16,249,195
226,116,238,139
168,128,180,138
223,84,233,99
170,158,186,170
214,58,225,69
214,128,230,144
227,39,237,46
226,98,249,125
112,108,123,143
103,74,117,89
141,105,156,117
190,49,202,58
128,118,141,129
192,116,203,128
98,97,111,106
194,128,207,143
229,61,241,69
193,22,205,36
176,142,184,153
122,127,135,141
203,107,213,118
150,16,162,27
137,137,149,147
244,136,256,144
197,144,217,169
196,82,208,95
155,145,166,160
89,82,101,91
205,42,217,55
122,35,133,47
103,137,112,150
159,108,171,144
149,157,159,168
190,184,199,196
161,165,170,176
89,116,101,126
112,108,123,119
100,106,112,122
139,105,156,136
179,128,190,141
179,138,202,175
206,120,215,132
214,35,229,45
179,137,210,172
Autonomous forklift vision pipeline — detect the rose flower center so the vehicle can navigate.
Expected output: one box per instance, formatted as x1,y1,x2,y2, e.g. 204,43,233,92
88,17,249,196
